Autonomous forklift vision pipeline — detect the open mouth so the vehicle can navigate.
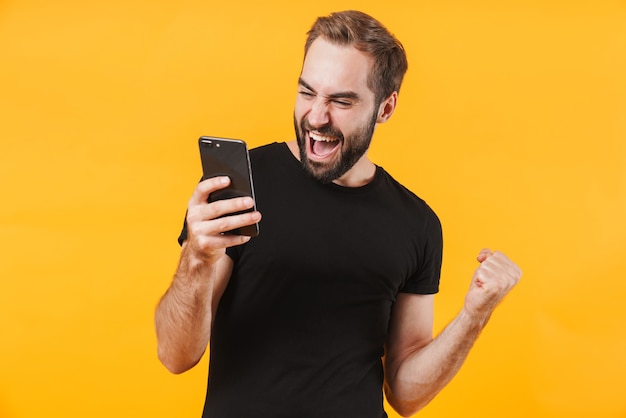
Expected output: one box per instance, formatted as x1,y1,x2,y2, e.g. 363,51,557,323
309,131,341,159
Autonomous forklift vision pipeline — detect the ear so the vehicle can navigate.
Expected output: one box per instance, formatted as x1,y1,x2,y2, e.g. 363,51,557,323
376,91,398,123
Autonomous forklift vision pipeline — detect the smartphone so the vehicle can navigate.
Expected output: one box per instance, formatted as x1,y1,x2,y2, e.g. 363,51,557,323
198,136,259,237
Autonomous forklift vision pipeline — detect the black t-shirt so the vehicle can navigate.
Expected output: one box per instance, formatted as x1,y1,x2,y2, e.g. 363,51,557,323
179,142,443,418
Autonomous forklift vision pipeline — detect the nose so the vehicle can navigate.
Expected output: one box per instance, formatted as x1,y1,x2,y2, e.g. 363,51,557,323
307,98,330,127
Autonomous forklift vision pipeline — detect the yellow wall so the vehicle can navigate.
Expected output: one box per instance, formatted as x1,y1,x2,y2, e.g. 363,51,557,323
1,1,625,417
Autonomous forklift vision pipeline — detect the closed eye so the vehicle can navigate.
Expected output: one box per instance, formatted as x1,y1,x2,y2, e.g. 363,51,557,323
332,99,354,108
298,90,315,98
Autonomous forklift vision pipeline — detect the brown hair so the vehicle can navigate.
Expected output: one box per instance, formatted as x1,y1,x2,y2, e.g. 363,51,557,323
304,10,408,104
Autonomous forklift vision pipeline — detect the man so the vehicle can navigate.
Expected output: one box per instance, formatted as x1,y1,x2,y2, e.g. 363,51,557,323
155,10,521,418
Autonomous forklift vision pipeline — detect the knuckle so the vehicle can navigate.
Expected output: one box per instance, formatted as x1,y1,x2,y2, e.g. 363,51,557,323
216,216,234,232
204,202,220,219
196,178,218,196
187,223,203,238
194,235,208,249
186,206,201,221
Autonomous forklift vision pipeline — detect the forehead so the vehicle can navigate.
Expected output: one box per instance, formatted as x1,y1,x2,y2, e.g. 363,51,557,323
301,37,375,98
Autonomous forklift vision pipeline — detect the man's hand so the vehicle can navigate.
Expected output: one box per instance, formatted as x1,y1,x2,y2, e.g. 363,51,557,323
185,176,262,262
464,249,522,320
155,176,261,374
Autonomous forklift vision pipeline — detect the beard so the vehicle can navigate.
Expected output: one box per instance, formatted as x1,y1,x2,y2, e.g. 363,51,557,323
293,110,378,184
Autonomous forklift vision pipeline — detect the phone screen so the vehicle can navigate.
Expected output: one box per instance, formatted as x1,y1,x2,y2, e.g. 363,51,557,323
199,136,259,236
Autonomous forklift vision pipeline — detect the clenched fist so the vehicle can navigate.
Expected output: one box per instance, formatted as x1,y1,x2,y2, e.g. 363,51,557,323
464,249,522,320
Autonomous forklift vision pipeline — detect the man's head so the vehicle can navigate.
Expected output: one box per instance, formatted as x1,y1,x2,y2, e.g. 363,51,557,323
304,10,408,106
294,11,407,184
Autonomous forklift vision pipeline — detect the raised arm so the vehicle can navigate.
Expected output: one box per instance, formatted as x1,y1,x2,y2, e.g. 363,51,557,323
384,249,521,416
154,176,261,374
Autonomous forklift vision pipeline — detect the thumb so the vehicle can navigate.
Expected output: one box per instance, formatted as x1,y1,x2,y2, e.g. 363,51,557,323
476,248,493,263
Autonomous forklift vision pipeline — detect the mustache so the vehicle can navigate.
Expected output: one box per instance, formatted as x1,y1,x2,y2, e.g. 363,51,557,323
300,118,344,141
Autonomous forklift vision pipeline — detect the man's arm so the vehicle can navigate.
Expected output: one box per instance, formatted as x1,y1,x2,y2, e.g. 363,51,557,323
384,250,522,417
154,176,261,374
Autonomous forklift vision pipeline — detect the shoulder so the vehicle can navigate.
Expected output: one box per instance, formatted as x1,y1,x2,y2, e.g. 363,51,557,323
247,142,304,190
249,142,295,171
250,142,286,160
376,167,440,223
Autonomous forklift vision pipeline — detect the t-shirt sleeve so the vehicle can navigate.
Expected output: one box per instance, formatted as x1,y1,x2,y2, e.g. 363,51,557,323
399,207,443,295
177,214,188,246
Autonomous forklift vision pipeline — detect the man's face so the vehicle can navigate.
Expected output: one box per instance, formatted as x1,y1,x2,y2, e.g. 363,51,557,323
294,37,379,184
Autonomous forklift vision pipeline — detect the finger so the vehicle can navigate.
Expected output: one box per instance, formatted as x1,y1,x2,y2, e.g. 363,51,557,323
194,196,256,222
189,176,230,206
473,252,522,291
187,210,261,248
188,226,252,258
476,248,493,263
210,210,262,235
193,230,252,251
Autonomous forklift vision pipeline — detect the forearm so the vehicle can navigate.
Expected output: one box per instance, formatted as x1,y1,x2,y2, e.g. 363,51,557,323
385,250,521,416
155,245,228,374
386,308,488,416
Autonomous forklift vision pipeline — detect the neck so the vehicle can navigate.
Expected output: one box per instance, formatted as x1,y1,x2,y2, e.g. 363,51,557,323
285,140,376,188
333,155,376,187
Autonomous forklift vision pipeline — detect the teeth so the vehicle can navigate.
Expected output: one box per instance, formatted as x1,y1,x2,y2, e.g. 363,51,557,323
310,132,338,142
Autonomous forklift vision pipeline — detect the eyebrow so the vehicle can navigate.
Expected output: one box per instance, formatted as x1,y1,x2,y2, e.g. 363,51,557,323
298,77,361,101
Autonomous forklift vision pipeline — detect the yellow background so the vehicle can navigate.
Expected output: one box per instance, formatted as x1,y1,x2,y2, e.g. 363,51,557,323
1,0,625,417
